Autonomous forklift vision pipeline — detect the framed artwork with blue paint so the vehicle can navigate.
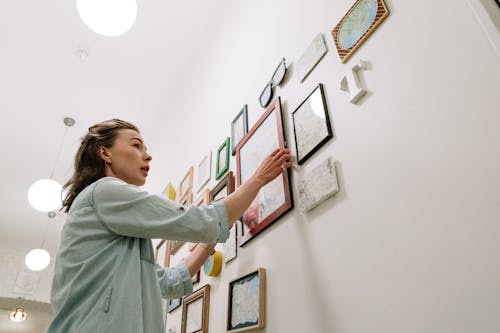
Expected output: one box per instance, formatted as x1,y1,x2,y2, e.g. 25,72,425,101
331,0,389,63
227,268,266,332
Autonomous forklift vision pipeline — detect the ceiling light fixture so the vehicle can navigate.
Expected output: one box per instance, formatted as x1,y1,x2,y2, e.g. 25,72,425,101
27,117,75,212
8,307,27,322
77,0,138,37
25,211,55,272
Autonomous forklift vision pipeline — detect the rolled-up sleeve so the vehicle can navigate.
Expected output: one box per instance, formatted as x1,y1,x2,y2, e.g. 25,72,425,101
92,178,229,243
156,262,193,298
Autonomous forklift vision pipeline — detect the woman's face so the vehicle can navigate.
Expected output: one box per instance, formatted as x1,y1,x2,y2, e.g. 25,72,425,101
101,129,152,186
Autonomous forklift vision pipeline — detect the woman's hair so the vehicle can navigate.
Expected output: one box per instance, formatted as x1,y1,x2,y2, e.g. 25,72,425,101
61,119,139,212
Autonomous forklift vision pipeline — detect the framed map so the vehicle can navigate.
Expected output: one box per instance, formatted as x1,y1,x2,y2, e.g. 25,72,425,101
331,0,389,63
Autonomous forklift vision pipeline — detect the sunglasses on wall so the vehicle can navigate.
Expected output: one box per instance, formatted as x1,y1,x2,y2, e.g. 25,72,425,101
258,57,287,108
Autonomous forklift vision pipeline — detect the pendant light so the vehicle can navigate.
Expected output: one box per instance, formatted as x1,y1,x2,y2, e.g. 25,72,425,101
25,211,55,272
27,117,74,212
77,0,138,37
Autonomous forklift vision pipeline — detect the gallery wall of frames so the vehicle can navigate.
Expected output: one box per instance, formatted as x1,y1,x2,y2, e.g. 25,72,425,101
146,0,500,332
155,1,388,332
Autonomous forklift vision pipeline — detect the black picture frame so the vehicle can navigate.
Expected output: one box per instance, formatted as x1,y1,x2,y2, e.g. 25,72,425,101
292,83,333,165
231,105,249,156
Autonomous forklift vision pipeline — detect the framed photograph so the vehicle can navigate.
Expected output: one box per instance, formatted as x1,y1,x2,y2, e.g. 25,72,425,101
179,166,194,202
296,33,328,82
162,183,176,200
227,268,266,332
196,152,211,193
331,0,390,63
292,84,333,165
216,137,231,180
231,105,249,156
168,297,182,313
181,284,210,333
210,171,235,203
235,98,293,246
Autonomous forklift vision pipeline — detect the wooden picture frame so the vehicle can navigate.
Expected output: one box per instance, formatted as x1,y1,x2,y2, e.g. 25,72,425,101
231,105,249,156
154,239,170,268
196,152,212,193
331,0,389,63
235,97,293,246
227,268,266,332
210,171,235,203
179,166,194,202
292,83,333,165
216,137,230,180
181,284,210,333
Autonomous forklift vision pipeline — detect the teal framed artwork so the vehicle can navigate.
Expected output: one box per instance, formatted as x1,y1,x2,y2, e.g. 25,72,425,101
331,0,389,63
215,137,230,180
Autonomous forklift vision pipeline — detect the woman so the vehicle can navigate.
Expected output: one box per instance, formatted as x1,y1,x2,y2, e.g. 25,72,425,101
47,119,292,332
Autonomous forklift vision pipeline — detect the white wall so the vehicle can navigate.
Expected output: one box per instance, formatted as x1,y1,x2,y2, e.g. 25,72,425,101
146,0,500,332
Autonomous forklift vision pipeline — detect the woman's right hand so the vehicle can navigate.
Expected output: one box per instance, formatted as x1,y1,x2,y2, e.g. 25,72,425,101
251,148,293,186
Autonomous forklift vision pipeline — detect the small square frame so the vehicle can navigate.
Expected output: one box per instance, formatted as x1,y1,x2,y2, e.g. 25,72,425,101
196,152,212,193
216,137,231,180
181,284,210,333
179,166,194,202
210,171,235,203
231,105,249,156
292,83,333,165
167,297,182,313
227,268,266,332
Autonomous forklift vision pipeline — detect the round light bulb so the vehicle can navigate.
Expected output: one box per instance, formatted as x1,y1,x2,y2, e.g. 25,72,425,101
77,0,137,37
28,179,62,212
25,249,51,271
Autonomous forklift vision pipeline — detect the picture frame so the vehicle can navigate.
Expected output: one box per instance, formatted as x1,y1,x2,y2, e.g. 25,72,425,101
210,171,235,203
235,98,293,246
292,83,333,165
331,0,390,63
196,152,211,193
154,239,170,268
231,105,249,156
181,284,210,333
179,166,194,202
167,297,182,313
216,137,231,180
223,222,238,263
227,268,266,332
296,33,328,82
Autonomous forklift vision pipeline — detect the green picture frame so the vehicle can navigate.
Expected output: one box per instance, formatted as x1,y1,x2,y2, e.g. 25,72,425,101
215,137,230,180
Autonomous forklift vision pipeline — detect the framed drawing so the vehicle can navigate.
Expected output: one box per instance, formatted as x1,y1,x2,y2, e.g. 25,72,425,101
216,137,230,180
167,297,182,313
162,183,176,200
227,268,266,332
331,0,389,63
223,222,238,263
210,171,235,203
296,33,328,82
196,152,211,193
179,166,194,202
235,98,293,246
297,156,339,212
181,284,210,333
231,105,249,156
292,84,333,165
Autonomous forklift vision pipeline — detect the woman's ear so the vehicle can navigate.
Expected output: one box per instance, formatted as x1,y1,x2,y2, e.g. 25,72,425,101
98,146,112,164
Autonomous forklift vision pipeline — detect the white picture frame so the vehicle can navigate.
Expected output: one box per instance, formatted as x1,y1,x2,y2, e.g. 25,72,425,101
196,151,212,193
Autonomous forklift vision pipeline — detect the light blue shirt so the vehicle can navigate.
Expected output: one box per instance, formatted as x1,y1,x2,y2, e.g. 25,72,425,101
48,177,229,333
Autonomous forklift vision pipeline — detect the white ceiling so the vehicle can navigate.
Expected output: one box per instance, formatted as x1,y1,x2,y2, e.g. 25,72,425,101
0,1,231,331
